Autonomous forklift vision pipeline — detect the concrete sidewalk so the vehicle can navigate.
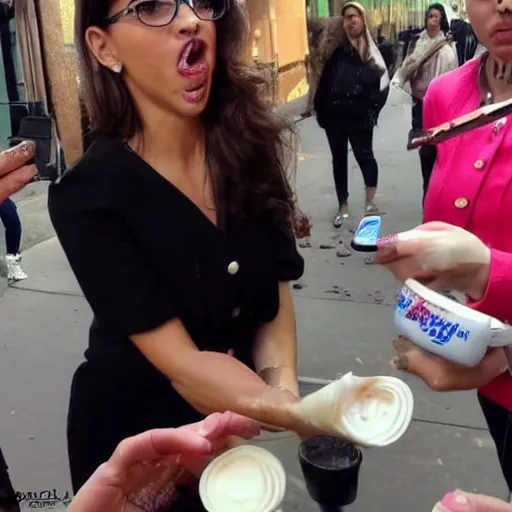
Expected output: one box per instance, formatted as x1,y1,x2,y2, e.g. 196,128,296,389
0,88,507,511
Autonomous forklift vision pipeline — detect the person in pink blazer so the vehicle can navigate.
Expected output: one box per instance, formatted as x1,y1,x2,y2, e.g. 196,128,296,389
378,0,512,497
422,4,512,496
377,222,511,504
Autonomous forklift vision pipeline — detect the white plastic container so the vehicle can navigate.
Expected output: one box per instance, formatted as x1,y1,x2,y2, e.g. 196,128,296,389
394,279,511,367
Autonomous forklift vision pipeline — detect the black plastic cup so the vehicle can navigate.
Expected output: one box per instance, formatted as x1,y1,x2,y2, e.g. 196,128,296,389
299,436,362,508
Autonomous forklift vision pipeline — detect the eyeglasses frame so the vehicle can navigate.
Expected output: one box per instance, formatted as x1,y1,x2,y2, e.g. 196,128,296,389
104,0,227,28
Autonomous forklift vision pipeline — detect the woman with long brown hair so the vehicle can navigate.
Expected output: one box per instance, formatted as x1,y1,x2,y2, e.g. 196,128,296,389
314,2,389,227
48,0,312,505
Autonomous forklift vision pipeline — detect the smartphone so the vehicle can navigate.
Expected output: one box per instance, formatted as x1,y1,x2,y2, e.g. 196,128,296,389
350,215,382,252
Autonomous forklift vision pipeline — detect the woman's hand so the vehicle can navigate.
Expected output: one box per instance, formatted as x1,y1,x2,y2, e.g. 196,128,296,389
433,490,512,512
253,383,300,432
392,337,507,392
68,412,260,512
376,222,491,301
0,141,36,202
253,384,325,438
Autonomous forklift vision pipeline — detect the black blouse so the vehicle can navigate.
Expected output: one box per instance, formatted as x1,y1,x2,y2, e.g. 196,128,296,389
48,137,304,434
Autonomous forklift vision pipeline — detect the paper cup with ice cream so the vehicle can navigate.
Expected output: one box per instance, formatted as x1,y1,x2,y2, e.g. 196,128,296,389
291,372,414,447
199,445,286,512
395,279,512,367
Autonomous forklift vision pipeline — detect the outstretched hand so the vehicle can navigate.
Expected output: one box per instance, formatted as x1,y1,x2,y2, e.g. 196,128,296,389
68,412,261,512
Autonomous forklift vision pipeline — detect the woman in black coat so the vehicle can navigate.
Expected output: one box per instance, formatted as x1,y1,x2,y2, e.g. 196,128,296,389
315,2,389,227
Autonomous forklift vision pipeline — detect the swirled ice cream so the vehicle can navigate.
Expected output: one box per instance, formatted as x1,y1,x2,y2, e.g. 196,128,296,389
293,372,414,447
199,445,286,512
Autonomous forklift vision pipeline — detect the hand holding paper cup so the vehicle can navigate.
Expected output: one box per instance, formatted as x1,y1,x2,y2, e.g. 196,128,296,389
290,372,414,447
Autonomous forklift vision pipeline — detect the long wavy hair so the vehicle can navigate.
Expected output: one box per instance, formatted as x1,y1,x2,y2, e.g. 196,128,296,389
75,0,295,232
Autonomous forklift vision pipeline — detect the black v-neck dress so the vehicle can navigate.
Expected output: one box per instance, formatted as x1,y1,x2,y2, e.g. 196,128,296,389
48,138,304,501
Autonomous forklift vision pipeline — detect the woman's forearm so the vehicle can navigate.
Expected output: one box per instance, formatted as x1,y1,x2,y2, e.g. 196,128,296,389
252,282,299,396
170,350,299,429
132,319,298,430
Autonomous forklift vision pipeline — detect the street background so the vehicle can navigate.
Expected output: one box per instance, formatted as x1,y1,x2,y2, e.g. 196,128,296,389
0,88,507,511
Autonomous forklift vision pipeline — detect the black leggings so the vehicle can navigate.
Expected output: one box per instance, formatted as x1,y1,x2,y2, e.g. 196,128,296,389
0,199,22,255
411,100,437,199
325,121,378,206
478,393,512,492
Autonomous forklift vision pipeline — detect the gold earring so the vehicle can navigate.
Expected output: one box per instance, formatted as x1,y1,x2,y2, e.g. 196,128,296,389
112,63,123,74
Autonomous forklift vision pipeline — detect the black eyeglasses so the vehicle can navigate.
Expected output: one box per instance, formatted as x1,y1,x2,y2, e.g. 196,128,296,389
105,0,228,27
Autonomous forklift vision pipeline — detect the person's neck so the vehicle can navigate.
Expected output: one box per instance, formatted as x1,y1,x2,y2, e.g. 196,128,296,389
485,54,512,103
427,28,441,39
132,109,204,173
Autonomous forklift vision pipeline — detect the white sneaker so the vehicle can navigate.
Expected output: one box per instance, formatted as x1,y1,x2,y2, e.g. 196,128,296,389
6,254,27,282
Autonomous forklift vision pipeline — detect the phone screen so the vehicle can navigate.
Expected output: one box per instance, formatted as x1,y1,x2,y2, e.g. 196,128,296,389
350,216,382,252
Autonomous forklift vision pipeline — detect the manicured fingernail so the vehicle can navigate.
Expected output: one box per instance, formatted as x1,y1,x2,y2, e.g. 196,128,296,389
19,140,35,149
376,234,398,248
441,492,469,510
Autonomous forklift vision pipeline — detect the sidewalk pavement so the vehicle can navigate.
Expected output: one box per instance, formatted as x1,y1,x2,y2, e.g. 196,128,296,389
0,88,508,511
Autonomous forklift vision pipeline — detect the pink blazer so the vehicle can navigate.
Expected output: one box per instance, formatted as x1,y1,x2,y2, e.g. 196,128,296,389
423,57,512,411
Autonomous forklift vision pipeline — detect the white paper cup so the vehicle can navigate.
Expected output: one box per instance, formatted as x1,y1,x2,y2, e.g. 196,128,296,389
199,445,286,512
292,372,414,447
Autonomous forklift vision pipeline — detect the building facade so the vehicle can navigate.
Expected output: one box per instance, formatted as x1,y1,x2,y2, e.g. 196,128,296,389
243,0,310,104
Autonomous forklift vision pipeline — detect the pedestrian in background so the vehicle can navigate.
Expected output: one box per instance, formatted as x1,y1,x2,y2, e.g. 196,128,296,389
393,3,457,199
314,2,389,227
0,198,27,282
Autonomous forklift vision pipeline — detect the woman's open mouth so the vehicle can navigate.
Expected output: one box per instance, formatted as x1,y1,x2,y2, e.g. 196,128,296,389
177,38,208,77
